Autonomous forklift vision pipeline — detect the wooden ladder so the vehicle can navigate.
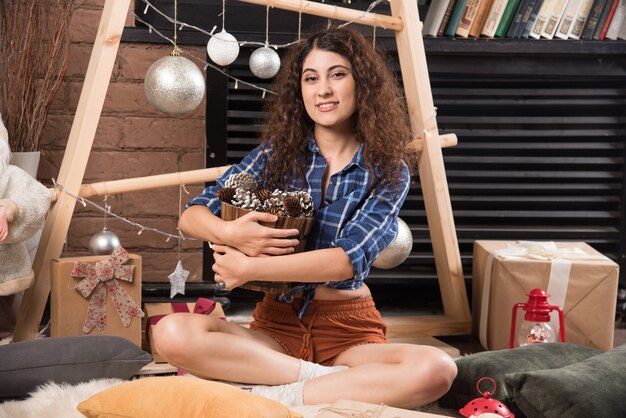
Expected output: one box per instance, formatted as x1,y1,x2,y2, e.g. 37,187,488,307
14,0,471,341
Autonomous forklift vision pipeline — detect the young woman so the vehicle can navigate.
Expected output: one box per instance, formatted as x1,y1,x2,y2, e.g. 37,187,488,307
153,27,457,410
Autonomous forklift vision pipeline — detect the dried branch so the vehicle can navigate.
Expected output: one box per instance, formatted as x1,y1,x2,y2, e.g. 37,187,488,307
0,0,78,152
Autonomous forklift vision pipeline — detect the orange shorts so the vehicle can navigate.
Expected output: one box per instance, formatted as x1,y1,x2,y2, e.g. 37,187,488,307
249,295,387,366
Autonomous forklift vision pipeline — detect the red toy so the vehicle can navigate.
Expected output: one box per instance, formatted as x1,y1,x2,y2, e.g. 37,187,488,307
509,288,566,348
459,377,515,418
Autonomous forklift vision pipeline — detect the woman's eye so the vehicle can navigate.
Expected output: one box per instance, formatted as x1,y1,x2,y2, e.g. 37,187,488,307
303,76,318,83
331,72,346,79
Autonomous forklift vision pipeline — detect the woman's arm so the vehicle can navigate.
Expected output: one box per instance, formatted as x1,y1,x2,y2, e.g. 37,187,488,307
211,244,354,289
179,205,301,257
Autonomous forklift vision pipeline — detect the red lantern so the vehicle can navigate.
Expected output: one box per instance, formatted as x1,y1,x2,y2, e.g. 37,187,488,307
509,288,566,349
459,377,515,418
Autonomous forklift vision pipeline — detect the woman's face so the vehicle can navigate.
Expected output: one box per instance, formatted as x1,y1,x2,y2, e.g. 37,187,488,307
300,48,357,133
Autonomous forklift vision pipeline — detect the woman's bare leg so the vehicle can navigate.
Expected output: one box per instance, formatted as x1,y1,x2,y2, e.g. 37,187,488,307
303,343,457,409
152,312,301,384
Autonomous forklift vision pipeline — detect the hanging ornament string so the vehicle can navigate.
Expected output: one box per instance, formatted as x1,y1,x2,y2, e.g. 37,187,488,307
173,0,178,54
134,14,275,97
168,184,190,298
52,179,196,242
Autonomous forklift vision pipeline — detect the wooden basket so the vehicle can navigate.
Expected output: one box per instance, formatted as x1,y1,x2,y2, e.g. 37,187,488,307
220,202,314,293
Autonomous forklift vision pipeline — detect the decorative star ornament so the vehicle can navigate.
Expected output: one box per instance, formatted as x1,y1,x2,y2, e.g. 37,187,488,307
168,260,190,298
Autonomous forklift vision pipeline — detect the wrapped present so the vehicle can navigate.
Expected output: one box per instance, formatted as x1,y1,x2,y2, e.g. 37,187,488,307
50,247,144,347
312,399,447,417
472,240,619,351
144,298,225,363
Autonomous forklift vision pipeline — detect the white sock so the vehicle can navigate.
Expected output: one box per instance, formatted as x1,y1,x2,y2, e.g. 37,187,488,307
298,359,348,382
246,381,306,407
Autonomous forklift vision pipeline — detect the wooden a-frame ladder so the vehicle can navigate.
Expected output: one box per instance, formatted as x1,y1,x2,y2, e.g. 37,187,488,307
14,0,471,342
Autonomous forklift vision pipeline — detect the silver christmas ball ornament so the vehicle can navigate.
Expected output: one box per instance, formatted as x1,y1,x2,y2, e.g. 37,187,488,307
144,54,205,116
88,227,121,256
372,218,413,269
249,46,281,79
207,30,240,66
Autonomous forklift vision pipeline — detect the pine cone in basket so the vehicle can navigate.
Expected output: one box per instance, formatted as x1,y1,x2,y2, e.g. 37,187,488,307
224,172,257,192
232,188,263,210
216,187,236,203
283,195,303,218
255,187,273,203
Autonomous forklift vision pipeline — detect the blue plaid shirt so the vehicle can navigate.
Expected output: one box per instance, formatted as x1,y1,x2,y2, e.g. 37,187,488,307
188,136,411,318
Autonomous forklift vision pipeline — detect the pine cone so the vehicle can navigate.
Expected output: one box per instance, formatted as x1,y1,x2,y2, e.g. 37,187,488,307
283,195,303,218
268,206,283,216
224,172,257,192
216,187,236,203
255,187,273,202
294,191,314,218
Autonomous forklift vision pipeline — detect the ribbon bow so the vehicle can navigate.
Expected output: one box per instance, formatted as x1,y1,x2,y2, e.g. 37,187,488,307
71,246,145,334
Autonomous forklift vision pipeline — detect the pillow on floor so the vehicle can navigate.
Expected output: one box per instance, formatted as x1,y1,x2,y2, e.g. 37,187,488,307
0,336,152,399
505,344,626,418
437,343,600,412
78,376,302,418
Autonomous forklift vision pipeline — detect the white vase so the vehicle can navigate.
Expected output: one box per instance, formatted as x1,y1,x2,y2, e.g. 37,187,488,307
10,151,43,262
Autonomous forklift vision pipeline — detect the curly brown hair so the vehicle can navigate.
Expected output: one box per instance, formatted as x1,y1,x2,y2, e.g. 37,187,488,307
260,26,418,193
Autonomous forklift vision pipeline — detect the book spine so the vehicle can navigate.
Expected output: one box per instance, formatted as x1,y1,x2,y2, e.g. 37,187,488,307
457,0,483,37
569,0,596,38
541,0,572,38
445,0,470,36
555,0,584,39
581,0,609,39
618,15,626,38
598,0,621,39
438,0,459,36
423,0,453,37
470,0,496,36
605,0,626,39
507,0,533,36
496,0,524,36
482,0,510,37
521,0,546,37
529,0,557,38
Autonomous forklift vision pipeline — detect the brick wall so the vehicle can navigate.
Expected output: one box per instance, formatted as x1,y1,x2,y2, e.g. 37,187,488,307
40,0,207,283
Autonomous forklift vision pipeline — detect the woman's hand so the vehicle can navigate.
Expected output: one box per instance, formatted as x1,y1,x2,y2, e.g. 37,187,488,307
223,211,300,257
211,244,253,290
0,206,8,242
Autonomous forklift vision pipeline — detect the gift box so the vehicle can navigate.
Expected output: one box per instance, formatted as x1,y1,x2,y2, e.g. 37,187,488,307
472,240,619,351
50,247,143,347
310,399,448,417
144,299,225,363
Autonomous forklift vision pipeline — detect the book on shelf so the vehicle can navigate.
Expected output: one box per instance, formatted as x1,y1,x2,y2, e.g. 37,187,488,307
580,0,609,39
423,0,452,36
618,14,626,37
529,0,557,38
569,0,596,38
555,0,584,39
507,0,533,36
495,0,523,36
597,0,621,39
541,0,571,38
445,0,469,36
521,0,546,37
481,0,510,37
456,0,483,37
470,0,496,36
605,0,626,39
437,0,458,36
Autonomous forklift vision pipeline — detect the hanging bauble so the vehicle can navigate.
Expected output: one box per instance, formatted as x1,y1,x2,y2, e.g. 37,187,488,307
144,53,205,116
372,218,413,269
207,30,240,66
88,227,121,256
249,46,281,79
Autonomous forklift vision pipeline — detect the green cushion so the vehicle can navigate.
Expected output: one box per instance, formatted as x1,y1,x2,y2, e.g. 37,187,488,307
438,343,600,413
0,336,152,399
505,344,626,418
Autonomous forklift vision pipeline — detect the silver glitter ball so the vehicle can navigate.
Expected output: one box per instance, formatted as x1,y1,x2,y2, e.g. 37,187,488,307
88,227,121,256
144,55,205,116
372,218,413,269
207,30,240,66
249,46,281,79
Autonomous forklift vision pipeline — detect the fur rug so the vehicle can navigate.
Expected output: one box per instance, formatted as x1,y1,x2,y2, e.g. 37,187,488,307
0,378,126,418
0,378,457,418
